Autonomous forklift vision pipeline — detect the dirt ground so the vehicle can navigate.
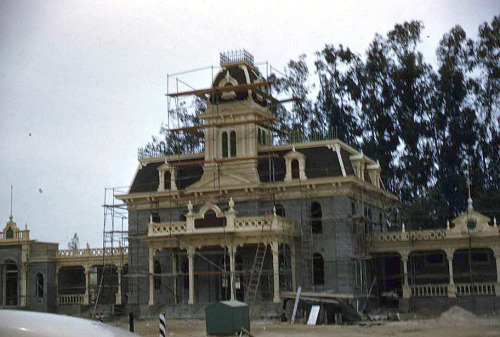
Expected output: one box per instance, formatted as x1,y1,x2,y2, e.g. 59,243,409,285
110,307,500,337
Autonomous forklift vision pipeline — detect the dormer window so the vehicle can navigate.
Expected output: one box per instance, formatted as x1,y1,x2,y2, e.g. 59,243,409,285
6,227,13,239
158,164,177,191
284,150,307,181
164,171,171,190
222,131,237,158
291,160,300,179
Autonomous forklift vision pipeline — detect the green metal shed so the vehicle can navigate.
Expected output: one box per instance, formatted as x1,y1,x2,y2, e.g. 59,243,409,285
205,300,250,335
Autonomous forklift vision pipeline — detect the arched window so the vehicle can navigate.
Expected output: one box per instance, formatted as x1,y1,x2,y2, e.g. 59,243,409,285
154,260,161,290
151,212,161,223
164,171,171,190
313,253,325,285
275,204,285,217
222,132,228,158
6,227,13,239
36,273,44,298
5,260,18,306
291,160,300,179
230,131,237,157
310,202,322,234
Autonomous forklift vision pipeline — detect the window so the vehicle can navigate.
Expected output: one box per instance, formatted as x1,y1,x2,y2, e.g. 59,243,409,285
222,132,228,158
151,212,161,223
6,227,13,239
291,160,300,180
351,201,356,216
310,202,322,234
154,260,161,290
313,253,325,285
164,171,171,190
230,131,237,157
194,210,226,228
275,204,285,217
36,273,44,298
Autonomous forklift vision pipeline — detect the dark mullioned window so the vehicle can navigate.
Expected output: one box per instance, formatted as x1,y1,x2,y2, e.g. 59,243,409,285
313,253,325,285
310,202,323,234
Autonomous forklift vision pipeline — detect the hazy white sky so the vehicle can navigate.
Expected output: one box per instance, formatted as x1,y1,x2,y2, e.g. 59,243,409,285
0,0,498,247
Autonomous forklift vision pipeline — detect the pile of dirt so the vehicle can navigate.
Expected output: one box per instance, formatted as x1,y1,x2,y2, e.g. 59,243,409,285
438,306,477,325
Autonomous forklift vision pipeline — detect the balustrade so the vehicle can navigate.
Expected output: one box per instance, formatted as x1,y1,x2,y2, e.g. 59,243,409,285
148,215,293,237
369,229,447,243
57,247,129,258
58,294,84,305
410,284,448,297
456,283,496,296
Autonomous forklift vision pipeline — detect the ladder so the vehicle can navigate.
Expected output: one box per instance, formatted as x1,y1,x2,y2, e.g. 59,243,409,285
245,242,268,304
300,225,314,288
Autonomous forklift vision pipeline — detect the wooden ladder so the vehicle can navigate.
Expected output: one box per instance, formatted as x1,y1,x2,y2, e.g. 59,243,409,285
245,242,268,305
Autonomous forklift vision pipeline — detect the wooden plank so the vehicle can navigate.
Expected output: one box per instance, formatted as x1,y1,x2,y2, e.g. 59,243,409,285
168,117,276,132
290,286,301,325
168,81,271,97
307,305,320,325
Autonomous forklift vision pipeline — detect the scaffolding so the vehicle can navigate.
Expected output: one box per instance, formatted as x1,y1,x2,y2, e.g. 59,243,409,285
98,50,395,316
92,187,129,318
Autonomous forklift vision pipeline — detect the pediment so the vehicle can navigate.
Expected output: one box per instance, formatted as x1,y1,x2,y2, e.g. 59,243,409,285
3,219,19,233
284,150,305,160
450,210,496,235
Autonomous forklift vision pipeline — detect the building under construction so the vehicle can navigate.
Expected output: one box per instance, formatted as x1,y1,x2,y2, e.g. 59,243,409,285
1,50,499,318
116,50,398,318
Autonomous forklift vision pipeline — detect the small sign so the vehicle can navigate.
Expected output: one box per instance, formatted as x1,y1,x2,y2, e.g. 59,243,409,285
307,305,320,325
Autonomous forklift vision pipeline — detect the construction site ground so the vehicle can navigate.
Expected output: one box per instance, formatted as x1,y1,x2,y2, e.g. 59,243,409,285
110,306,500,337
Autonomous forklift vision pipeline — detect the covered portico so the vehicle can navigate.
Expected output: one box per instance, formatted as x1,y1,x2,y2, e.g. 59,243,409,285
145,199,296,306
368,209,500,311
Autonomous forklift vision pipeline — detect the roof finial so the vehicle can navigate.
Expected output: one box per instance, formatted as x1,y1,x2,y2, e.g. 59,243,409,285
9,185,13,221
466,161,473,212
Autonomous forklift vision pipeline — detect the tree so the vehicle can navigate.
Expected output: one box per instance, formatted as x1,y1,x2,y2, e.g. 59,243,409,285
140,98,205,157
270,54,317,141
315,44,362,145
68,233,79,250
358,34,399,190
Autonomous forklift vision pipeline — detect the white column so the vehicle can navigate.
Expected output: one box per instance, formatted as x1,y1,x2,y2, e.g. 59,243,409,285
20,245,28,307
401,251,410,299
291,242,297,291
187,247,195,305
172,252,178,304
148,247,154,305
446,249,456,297
116,265,122,305
495,252,500,297
83,266,90,305
228,246,237,301
271,242,280,303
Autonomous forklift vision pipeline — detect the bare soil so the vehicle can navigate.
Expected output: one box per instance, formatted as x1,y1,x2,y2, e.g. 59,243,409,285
110,309,500,337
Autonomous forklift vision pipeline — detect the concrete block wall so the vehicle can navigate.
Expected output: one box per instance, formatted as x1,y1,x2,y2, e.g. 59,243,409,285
29,261,57,312
128,196,384,312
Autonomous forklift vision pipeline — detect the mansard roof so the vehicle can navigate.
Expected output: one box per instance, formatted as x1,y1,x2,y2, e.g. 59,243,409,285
128,140,384,195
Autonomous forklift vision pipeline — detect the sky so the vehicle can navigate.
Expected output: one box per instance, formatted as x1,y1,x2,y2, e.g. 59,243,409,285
0,0,498,248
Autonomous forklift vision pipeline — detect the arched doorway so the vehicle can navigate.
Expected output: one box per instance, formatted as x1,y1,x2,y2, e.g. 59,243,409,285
5,260,18,306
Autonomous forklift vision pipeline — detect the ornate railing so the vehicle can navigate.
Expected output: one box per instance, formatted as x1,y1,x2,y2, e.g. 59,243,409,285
149,222,187,236
57,247,128,258
273,130,337,146
234,217,272,229
148,215,293,237
456,283,496,296
411,284,448,297
0,229,30,241
58,294,84,305
369,229,447,243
